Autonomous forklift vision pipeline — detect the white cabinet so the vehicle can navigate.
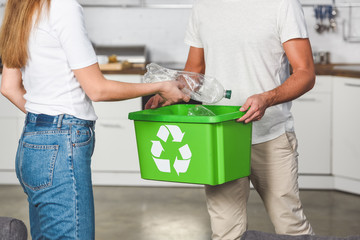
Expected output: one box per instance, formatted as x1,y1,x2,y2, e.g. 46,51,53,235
332,77,360,181
78,0,141,5
0,73,142,184
91,74,142,173
292,76,332,174
78,0,193,6
91,119,139,171
0,119,19,170
145,0,193,4
0,75,24,172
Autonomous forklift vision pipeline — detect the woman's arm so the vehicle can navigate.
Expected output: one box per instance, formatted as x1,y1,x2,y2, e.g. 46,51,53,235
73,63,190,106
0,66,27,113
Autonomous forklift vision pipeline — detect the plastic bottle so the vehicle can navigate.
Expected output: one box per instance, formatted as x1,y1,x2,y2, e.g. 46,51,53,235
188,105,216,116
143,63,232,103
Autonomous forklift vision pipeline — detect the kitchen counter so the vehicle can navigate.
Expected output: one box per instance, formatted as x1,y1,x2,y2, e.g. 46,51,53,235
101,66,146,75
102,63,360,78
1,63,360,78
315,64,360,78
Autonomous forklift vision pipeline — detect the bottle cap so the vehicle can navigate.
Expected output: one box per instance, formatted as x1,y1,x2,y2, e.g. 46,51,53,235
225,90,232,99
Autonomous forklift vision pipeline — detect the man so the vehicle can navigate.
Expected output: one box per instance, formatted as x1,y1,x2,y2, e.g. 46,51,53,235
146,0,315,239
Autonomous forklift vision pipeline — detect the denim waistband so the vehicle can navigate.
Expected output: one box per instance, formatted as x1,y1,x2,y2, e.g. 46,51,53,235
26,112,95,128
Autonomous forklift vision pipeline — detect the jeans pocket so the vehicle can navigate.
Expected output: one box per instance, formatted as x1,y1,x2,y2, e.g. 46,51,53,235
20,142,59,191
72,125,93,147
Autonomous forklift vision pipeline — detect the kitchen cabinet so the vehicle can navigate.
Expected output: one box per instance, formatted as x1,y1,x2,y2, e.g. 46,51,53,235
0,118,19,170
292,75,332,174
332,76,360,181
145,0,193,4
78,0,193,6
0,75,24,170
91,75,142,175
0,74,142,185
0,75,24,183
78,0,141,6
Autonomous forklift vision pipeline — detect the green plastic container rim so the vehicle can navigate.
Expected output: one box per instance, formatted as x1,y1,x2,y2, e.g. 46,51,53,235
128,104,245,124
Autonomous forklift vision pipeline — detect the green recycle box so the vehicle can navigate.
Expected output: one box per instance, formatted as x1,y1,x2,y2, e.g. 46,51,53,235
128,104,252,185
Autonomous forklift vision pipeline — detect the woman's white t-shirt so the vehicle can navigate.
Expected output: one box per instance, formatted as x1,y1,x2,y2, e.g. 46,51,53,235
22,0,98,121
184,0,309,144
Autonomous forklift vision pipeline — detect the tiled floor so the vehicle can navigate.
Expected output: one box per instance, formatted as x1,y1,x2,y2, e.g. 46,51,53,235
1,185,359,240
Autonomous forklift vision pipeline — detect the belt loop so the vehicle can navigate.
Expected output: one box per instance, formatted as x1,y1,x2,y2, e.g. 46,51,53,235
57,114,64,128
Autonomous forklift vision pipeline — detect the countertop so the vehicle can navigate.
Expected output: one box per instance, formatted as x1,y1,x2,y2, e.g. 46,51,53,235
314,64,360,78
102,63,360,78
103,63,360,78
1,63,360,78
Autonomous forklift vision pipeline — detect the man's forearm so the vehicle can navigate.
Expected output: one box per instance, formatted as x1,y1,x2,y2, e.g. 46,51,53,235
264,68,315,107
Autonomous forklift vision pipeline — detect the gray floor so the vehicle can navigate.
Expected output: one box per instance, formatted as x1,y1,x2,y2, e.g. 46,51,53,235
1,185,360,240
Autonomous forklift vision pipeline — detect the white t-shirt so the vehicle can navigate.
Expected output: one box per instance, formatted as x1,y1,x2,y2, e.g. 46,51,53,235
22,0,98,121
184,0,309,144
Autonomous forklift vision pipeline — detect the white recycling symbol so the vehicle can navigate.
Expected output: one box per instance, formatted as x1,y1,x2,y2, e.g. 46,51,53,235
151,125,192,176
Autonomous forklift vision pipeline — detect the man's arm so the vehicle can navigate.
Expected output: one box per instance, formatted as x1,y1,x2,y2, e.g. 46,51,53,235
184,46,205,73
145,46,205,109
237,38,315,123
0,66,27,113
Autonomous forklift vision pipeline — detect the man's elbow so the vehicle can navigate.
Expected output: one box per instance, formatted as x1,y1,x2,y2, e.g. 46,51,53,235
308,69,316,91
295,66,316,92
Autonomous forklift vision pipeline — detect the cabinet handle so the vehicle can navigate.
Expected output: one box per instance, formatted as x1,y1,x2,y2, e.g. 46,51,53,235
345,83,360,88
100,123,123,128
296,98,317,102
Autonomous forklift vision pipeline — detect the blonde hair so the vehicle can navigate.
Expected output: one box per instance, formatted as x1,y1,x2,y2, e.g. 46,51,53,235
0,0,50,68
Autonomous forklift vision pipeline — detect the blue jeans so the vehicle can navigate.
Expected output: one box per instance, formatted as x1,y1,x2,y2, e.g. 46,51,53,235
16,113,96,240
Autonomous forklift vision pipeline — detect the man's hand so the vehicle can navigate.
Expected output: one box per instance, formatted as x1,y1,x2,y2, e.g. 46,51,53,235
238,38,315,124
236,91,274,124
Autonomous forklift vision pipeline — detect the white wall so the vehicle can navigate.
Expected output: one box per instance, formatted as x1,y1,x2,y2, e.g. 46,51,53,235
81,1,360,63
83,7,192,63
0,0,359,63
301,1,360,63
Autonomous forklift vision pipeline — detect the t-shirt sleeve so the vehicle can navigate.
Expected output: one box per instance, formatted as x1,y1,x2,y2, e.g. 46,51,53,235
184,3,203,48
277,0,309,43
50,0,98,70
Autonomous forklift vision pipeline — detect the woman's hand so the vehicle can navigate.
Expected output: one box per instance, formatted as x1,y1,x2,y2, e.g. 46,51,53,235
145,94,163,109
156,81,190,107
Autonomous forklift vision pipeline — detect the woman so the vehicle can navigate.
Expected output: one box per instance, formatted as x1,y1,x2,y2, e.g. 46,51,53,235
0,0,189,239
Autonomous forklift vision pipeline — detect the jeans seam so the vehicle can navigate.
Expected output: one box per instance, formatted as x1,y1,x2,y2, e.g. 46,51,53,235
23,130,69,136
67,124,79,239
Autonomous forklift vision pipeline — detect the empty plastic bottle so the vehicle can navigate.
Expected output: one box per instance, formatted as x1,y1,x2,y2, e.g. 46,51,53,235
143,63,232,103
188,105,216,116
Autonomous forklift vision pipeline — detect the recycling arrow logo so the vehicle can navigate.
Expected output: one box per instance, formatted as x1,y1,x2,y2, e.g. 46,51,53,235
151,125,192,176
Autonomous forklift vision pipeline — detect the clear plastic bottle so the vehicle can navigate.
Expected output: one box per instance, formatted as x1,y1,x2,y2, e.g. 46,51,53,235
188,105,216,116
143,63,232,103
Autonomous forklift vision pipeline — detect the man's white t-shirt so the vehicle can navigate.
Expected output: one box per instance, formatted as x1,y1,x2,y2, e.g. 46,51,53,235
184,0,309,144
22,0,98,121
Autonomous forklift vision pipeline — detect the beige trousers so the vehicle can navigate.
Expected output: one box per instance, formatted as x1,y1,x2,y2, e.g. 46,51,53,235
205,132,314,240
